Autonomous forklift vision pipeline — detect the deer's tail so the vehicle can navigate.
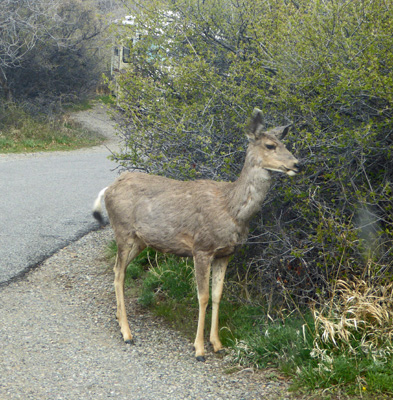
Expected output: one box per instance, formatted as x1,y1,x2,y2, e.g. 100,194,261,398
92,187,108,225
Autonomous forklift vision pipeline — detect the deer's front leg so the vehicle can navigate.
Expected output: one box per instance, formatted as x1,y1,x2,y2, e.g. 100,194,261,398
193,253,213,362
210,256,229,353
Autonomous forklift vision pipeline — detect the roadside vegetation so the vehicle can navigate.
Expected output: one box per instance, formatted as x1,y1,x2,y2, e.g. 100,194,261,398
109,0,393,398
0,0,118,153
107,241,393,399
0,102,103,153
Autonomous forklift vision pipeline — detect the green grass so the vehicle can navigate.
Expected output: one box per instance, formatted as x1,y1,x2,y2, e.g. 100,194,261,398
0,102,104,153
295,354,393,398
106,241,393,399
98,95,115,106
62,98,93,112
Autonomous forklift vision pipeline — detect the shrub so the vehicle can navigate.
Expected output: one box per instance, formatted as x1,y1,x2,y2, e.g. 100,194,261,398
1,0,106,110
112,0,393,308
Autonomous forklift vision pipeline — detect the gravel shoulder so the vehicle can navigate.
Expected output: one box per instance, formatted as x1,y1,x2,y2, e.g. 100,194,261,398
0,104,292,399
0,227,291,400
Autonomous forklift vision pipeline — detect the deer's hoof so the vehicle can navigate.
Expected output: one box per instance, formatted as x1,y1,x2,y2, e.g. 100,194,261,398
124,339,135,345
196,355,206,362
215,348,226,355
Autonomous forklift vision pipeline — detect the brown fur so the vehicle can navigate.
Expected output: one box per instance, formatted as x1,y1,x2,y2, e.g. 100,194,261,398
93,108,299,361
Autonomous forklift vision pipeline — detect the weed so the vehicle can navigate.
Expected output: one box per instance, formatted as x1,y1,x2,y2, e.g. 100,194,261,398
105,240,118,261
230,310,314,372
139,252,195,306
63,98,93,112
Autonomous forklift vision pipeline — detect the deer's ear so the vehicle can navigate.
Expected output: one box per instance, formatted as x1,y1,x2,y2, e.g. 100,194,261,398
246,108,264,141
267,124,292,140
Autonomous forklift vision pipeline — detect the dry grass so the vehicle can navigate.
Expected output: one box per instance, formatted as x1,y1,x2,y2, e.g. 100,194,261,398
312,279,393,355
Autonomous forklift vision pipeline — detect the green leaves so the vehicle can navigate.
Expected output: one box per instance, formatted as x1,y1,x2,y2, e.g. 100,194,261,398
113,0,393,306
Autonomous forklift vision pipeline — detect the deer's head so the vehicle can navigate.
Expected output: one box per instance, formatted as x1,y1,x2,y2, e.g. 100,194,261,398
246,108,300,176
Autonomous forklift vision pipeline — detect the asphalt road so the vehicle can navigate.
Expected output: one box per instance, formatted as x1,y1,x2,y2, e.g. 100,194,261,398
0,106,119,284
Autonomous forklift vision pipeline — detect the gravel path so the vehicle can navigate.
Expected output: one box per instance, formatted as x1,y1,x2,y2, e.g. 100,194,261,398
0,102,120,163
70,102,120,153
0,104,292,399
0,228,292,400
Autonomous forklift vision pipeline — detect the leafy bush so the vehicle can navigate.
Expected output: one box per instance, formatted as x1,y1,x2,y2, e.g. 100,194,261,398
113,0,393,307
1,0,106,110
110,6,393,396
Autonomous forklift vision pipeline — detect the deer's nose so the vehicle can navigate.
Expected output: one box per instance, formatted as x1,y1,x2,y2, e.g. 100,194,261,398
293,162,302,172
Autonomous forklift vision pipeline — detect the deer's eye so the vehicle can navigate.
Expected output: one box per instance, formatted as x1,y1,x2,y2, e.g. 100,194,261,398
266,144,276,150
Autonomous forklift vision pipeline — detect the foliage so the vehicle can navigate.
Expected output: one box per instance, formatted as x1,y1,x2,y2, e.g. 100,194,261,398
137,250,195,306
111,3,393,394
0,0,106,109
230,311,314,374
113,0,393,307
0,0,58,99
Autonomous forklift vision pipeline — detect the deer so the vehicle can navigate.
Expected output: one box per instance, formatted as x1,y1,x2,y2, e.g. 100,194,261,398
92,108,300,362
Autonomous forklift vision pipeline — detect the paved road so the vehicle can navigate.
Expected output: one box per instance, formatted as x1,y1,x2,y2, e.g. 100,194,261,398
0,105,119,284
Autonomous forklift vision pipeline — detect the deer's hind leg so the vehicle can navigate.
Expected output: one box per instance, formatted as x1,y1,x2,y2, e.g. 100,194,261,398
114,239,145,344
210,256,229,353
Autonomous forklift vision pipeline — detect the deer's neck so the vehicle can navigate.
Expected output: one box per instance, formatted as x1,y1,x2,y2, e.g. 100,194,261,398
228,148,271,224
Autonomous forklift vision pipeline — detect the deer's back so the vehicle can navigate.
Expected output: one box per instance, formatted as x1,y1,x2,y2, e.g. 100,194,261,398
105,172,248,257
